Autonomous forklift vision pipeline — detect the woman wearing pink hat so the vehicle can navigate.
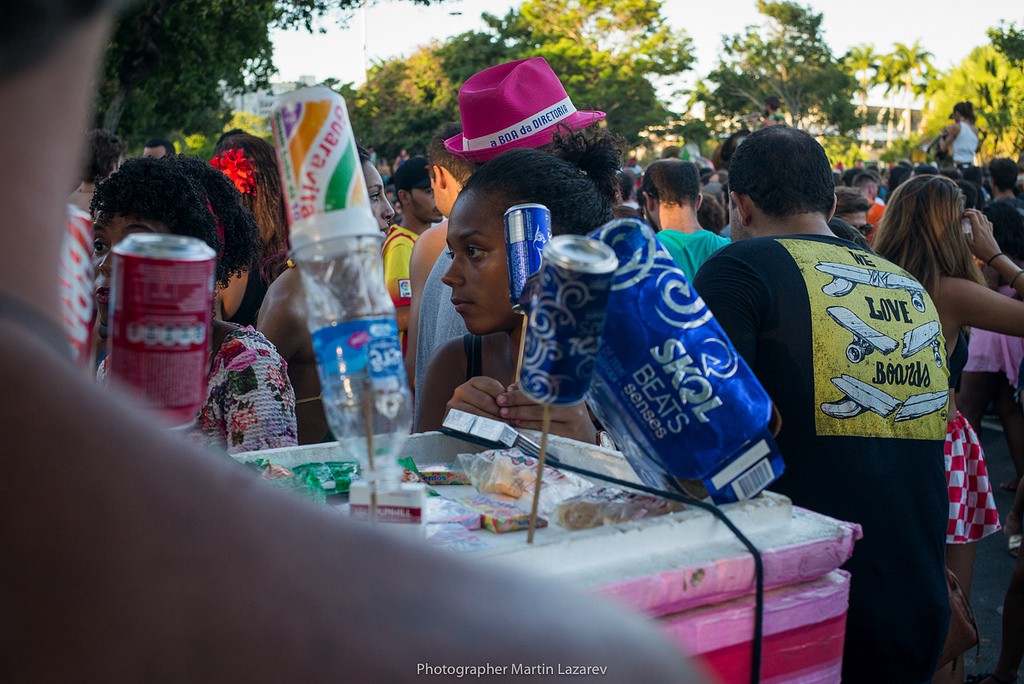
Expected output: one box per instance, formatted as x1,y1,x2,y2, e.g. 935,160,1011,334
408,57,622,422
442,57,607,163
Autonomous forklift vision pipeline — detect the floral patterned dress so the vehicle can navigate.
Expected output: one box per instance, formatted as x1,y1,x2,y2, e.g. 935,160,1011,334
196,327,297,454
99,326,297,455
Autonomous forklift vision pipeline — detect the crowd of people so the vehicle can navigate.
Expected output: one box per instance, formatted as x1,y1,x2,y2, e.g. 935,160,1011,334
8,2,701,681
9,0,1024,679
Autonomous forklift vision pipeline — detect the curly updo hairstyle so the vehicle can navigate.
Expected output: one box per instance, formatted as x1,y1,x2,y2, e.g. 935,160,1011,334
458,123,624,236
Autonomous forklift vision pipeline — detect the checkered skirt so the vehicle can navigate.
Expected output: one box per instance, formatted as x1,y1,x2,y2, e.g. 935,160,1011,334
945,412,1001,543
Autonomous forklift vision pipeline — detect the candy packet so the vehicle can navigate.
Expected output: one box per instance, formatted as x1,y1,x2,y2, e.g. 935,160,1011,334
426,497,481,529
426,523,491,552
290,461,361,495
244,458,327,505
455,492,547,534
416,464,472,487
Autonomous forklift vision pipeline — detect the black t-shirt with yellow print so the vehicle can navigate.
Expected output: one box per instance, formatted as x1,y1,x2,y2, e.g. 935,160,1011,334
695,233,949,683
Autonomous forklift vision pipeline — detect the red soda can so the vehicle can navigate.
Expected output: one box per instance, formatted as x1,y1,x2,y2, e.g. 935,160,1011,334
108,234,216,427
60,205,96,368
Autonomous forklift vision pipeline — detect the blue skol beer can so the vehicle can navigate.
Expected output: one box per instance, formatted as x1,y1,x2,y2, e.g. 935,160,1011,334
504,203,551,308
519,235,618,406
586,218,785,504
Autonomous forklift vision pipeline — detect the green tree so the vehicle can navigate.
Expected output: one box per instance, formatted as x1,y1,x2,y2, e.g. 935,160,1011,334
820,134,863,169
342,0,693,155
879,40,933,139
842,44,881,147
470,0,694,144
98,0,281,142
696,1,858,135
875,50,900,146
96,0,433,145
988,21,1024,64
341,45,461,159
924,45,1024,160
174,113,273,160
878,132,925,164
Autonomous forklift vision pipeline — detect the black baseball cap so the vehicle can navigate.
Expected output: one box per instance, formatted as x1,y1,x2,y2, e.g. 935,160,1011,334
392,156,431,192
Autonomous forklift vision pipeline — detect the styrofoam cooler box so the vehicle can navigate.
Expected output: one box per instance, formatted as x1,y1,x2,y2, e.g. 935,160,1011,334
239,433,862,683
661,571,850,684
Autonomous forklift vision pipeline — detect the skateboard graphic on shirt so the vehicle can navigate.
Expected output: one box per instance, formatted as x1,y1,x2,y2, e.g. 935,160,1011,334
892,390,949,422
777,239,948,437
821,374,947,422
827,306,898,363
815,262,927,313
825,306,945,369
901,320,944,367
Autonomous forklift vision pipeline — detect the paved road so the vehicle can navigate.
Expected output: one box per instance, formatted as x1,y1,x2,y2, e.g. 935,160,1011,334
965,417,1019,676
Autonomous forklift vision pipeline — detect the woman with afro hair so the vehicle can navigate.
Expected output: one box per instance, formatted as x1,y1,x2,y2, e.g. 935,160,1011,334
91,156,297,455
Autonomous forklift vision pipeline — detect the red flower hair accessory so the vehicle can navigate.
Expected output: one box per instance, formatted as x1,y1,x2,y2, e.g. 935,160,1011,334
211,148,257,196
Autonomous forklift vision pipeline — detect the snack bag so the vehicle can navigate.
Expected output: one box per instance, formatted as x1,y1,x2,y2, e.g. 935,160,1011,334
456,449,591,515
555,486,685,531
244,458,327,505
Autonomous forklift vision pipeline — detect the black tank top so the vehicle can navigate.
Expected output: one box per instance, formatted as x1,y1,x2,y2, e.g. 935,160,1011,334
463,334,482,381
226,270,268,328
948,329,969,390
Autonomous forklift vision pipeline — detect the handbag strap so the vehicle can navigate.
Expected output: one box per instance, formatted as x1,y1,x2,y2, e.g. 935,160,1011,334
946,569,981,671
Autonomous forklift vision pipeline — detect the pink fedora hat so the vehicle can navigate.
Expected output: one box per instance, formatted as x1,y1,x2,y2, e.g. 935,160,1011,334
444,57,605,163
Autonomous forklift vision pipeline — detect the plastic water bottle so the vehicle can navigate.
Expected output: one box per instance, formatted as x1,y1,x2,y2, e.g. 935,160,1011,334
270,87,410,489
296,236,410,489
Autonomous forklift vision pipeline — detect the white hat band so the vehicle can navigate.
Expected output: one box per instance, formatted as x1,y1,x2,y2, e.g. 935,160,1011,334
462,96,577,152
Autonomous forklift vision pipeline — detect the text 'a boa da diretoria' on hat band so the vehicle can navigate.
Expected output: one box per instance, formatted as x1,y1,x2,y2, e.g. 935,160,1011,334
462,96,576,151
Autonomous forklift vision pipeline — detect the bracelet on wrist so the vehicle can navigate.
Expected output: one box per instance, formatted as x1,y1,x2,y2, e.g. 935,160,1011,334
1011,270,1024,289
987,252,1007,266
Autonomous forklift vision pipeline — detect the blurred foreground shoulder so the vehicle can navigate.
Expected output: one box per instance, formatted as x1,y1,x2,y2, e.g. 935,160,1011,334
0,323,704,683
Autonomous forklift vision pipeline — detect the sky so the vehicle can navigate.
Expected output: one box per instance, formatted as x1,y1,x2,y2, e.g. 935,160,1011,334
270,0,1017,107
